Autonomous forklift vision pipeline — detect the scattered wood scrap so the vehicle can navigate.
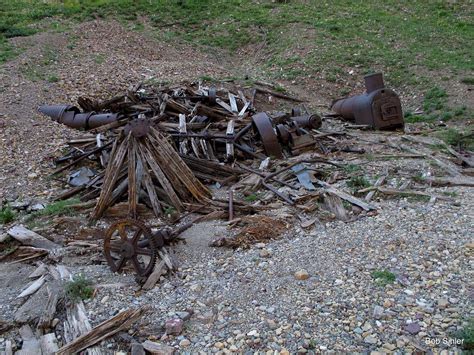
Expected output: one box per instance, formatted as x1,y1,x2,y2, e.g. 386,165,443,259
7,225,61,251
57,307,148,355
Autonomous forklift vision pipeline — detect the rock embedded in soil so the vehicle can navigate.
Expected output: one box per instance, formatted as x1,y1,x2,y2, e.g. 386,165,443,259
294,270,310,280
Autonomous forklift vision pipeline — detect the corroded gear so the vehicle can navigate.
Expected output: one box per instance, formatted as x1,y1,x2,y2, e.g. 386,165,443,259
103,219,158,277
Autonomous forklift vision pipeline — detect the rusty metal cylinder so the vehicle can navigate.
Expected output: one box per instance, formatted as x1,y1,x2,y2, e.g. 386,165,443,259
38,104,119,130
364,72,385,93
290,114,322,130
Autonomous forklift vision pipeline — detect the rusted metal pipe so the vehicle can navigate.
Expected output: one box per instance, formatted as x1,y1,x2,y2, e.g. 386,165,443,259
331,73,404,130
290,114,322,130
38,105,119,130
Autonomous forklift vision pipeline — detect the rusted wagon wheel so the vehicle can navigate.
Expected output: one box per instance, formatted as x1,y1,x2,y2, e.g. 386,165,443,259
103,219,158,277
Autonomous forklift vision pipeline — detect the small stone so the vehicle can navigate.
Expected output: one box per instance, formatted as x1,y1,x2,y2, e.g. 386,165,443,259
190,284,202,292
51,318,60,328
255,242,266,249
294,270,310,280
247,330,259,337
280,349,290,355
260,249,271,258
364,335,378,344
334,279,343,285
404,322,421,335
100,296,109,304
214,341,224,349
165,318,183,335
179,339,190,347
229,345,238,351
437,298,449,308
404,289,414,296
383,343,396,351
373,305,384,319
28,173,38,179
176,311,192,321
383,299,393,308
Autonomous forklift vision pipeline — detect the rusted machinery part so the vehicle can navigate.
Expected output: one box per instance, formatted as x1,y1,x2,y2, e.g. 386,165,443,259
38,104,80,121
290,114,322,130
331,72,403,130
251,112,283,159
38,104,119,130
124,116,151,138
291,107,302,117
364,72,385,94
276,124,290,145
103,219,159,277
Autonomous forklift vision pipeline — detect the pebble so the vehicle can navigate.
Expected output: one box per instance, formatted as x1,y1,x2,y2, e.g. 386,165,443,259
179,338,191,347
364,335,378,344
165,318,183,335
294,270,310,280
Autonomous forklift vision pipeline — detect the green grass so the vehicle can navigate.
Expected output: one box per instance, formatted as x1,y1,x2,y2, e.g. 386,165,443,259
404,87,471,123
25,198,80,226
0,0,472,92
455,318,474,351
0,206,15,225
371,269,396,286
244,193,262,202
347,176,371,191
65,274,94,303
436,128,474,151
343,164,362,173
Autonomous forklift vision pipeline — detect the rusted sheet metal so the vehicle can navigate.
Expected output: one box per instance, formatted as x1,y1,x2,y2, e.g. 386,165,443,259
331,73,404,130
38,104,119,130
251,112,283,159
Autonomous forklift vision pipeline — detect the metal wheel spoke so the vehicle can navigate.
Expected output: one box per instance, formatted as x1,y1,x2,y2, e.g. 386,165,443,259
135,248,153,256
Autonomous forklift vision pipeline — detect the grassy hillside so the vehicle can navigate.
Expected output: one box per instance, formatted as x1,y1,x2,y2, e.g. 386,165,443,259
1,0,473,121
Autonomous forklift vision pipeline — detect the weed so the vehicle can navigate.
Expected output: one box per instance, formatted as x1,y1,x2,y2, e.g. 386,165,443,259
47,74,59,83
436,128,474,150
454,318,474,350
164,206,176,215
94,54,105,64
460,77,474,85
372,270,396,286
423,87,447,113
244,193,261,202
343,164,362,173
39,199,79,216
65,274,94,302
347,176,371,191
25,198,79,224
406,194,431,203
412,172,425,183
308,339,317,349
0,206,15,224
442,191,458,197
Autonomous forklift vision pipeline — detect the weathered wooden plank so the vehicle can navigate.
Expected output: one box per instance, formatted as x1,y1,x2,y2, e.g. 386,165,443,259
7,225,60,251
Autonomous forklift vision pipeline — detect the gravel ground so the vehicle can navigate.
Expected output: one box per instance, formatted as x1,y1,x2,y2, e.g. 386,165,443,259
0,19,472,354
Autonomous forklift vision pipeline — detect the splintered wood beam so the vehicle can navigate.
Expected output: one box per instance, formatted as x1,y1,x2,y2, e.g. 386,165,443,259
128,138,138,219
149,127,210,201
56,307,148,355
136,151,163,217
137,142,183,210
92,134,130,219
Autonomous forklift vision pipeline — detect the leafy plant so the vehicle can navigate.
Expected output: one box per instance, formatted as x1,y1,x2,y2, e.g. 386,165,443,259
65,274,94,302
371,270,396,286
454,318,474,351
0,206,15,224
347,176,371,191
